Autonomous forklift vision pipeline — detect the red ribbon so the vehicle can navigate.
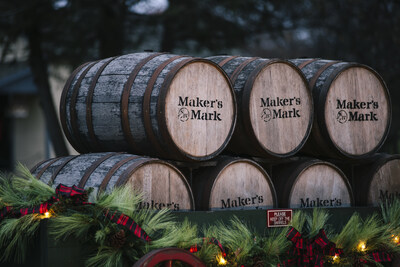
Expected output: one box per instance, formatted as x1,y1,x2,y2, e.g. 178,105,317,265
278,227,343,267
0,184,151,243
189,237,227,257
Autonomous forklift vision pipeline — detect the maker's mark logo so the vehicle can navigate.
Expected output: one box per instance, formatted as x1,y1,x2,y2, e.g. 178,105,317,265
178,108,189,122
259,96,301,122
335,99,379,123
261,108,272,122
178,96,223,122
336,110,348,124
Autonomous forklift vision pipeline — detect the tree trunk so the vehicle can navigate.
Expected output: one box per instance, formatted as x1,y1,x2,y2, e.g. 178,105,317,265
27,22,69,157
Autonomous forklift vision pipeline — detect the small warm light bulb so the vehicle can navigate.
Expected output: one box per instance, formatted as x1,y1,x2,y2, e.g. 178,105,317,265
332,253,340,263
44,212,50,218
394,236,399,244
217,254,227,265
358,241,366,252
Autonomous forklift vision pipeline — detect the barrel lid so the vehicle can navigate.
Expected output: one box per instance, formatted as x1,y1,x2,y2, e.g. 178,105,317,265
367,156,400,206
246,60,313,156
288,160,353,208
207,158,277,210
323,65,391,157
161,59,236,161
120,159,194,211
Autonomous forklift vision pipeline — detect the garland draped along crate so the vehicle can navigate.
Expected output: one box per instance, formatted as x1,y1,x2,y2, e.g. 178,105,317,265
270,158,354,208
60,52,237,161
290,58,392,160
350,154,400,207
206,56,313,159
30,152,194,211
191,157,277,211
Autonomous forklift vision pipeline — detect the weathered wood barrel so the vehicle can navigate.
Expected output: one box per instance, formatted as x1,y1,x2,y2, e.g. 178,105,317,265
351,154,400,206
30,153,194,211
290,59,391,160
60,52,236,161
206,56,313,158
271,158,353,208
191,157,277,210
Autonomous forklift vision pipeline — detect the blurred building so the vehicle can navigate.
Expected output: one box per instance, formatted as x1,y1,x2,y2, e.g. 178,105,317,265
0,61,74,172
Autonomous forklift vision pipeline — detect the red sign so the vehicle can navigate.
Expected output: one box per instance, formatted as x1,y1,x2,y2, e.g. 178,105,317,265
267,209,292,227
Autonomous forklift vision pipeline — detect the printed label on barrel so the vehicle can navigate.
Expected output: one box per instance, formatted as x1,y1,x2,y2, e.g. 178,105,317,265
288,163,352,208
367,159,400,206
249,63,312,155
127,162,193,211
165,62,235,158
208,161,275,210
325,67,389,155
177,96,223,122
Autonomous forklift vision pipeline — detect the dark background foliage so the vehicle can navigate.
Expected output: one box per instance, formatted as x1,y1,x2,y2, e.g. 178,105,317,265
1,0,399,155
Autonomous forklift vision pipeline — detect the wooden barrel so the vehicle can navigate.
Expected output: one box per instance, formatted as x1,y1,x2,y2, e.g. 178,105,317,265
271,158,353,208
60,52,236,161
191,157,277,210
206,56,313,158
30,153,194,211
351,154,400,206
290,59,391,160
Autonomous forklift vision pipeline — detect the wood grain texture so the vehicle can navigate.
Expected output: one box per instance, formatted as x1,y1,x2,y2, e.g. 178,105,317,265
165,62,235,158
272,158,353,208
291,59,391,159
61,53,236,161
352,154,400,206
34,153,194,211
207,56,312,158
191,157,277,211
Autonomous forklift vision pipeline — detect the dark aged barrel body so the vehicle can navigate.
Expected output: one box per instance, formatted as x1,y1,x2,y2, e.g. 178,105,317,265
191,157,277,210
290,59,391,160
60,52,236,161
31,153,194,211
351,154,400,206
271,158,353,208
206,56,313,159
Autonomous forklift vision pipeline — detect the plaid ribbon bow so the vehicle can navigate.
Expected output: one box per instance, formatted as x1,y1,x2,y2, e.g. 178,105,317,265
356,251,392,266
278,227,343,267
189,237,227,257
0,184,151,243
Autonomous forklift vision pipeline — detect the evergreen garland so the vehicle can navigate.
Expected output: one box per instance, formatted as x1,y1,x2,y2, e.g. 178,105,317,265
1,164,400,266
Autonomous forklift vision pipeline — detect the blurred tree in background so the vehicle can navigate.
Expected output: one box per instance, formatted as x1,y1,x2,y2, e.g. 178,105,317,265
0,0,399,154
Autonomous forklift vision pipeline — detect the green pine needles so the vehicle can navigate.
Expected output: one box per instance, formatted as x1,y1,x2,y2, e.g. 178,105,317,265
0,163,54,263
3,164,400,266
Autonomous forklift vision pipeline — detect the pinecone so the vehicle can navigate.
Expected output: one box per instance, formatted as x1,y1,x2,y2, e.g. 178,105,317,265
108,229,126,249
252,257,265,267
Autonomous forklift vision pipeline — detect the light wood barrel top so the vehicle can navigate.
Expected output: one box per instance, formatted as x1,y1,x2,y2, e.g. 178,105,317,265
126,161,194,211
368,158,400,205
208,159,276,210
165,62,236,158
288,162,352,208
325,67,390,156
249,62,312,154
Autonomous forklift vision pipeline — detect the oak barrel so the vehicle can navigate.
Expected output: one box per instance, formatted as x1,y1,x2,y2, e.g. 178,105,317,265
351,154,400,206
207,56,313,158
31,153,194,211
60,52,236,161
290,59,391,160
271,158,353,208
191,157,277,210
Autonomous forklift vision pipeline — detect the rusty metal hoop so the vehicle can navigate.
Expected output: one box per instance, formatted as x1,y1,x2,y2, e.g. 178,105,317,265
132,247,206,267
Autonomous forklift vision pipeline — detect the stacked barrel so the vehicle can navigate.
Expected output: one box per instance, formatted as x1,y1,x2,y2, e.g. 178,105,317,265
30,52,396,212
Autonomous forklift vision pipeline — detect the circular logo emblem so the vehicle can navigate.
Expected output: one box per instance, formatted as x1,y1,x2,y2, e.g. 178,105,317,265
336,110,348,124
261,108,272,122
178,107,189,122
